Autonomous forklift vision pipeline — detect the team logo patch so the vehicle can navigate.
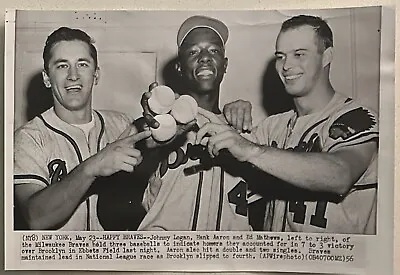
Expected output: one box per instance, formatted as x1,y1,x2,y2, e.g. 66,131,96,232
329,107,376,140
48,159,67,184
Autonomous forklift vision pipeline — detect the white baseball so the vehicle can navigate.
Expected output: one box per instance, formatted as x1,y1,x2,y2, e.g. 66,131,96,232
170,95,198,124
148,85,176,114
151,114,177,142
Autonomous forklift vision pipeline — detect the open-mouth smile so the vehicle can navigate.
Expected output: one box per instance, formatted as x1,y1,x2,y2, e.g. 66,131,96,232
195,67,215,79
65,84,83,92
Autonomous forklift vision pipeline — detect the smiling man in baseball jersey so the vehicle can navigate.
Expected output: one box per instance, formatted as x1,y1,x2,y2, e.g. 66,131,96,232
14,27,151,230
196,15,378,234
138,15,263,231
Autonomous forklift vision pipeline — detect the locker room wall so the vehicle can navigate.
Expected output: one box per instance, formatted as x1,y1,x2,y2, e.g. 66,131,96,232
13,7,381,130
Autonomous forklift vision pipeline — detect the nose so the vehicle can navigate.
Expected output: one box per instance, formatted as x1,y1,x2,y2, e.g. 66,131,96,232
282,56,294,71
67,66,80,81
198,50,211,64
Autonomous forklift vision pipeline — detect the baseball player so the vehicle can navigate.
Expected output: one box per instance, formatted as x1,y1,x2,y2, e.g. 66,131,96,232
14,27,151,230
196,15,378,234
138,16,264,231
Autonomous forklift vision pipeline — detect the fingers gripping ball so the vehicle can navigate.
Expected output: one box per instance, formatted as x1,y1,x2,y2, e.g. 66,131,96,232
148,85,176,114
171,95,199,124
151,114,177,142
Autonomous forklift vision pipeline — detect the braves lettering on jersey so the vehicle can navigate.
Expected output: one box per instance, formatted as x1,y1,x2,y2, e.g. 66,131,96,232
253,92,378,234
138,114,263,231
14,107,132,231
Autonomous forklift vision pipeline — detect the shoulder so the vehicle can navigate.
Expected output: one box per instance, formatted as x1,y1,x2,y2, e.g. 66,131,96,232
327,92,378,121
94,109,135,139
94,110,134,126
14,116,49,146
326,97,378,141
320,94,378,152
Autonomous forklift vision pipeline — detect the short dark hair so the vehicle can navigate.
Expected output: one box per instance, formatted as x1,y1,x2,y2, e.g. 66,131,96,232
43,27,98,72
280,15,333,52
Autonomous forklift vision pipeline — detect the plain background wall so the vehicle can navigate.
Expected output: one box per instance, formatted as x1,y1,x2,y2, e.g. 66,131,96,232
14,7,381,129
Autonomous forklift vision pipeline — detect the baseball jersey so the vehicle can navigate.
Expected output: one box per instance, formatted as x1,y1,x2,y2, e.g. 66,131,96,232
253,92,378,234
138,114,263,231
14,107,132,231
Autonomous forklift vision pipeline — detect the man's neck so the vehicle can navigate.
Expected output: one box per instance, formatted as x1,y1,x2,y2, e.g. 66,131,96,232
54,105,93,125
294,83,335,116
187,89,220,114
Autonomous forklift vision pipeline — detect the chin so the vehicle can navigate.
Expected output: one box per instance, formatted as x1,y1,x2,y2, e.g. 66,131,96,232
64,102,90,112
284,85,303,96
197,86,216,94
285,89,299,96
196,79,221,92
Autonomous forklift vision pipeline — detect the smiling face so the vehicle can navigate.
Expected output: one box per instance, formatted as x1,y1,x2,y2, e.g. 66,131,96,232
275,25,327,98
177,28,228,94
42,40,99,115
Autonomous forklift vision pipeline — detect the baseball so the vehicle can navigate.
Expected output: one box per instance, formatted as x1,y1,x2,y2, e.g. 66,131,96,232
148,85,176,114
151,114,177,142
170,95,198,124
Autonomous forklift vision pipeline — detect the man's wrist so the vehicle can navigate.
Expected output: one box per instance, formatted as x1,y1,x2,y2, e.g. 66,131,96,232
245,143,267,163
80,157,98,180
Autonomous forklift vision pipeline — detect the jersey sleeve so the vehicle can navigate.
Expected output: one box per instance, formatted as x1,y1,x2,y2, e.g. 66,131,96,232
322,104,379,153
14,128,49,187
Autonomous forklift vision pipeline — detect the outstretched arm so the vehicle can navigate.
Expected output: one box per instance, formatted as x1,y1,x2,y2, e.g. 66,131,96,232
15,128,151,230
246,141,376,195
195,107,377,195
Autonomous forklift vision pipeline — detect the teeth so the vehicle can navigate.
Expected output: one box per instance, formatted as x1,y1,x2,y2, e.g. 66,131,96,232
197,70,213,76
285,74,301,80
66,85,82,91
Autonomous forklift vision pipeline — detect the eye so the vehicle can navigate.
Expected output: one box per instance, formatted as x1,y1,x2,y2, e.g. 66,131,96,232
188,50,198,56
275,54,285,61
295,52,305,57
56,63,68,69
77,62,89,68
210,48,220,54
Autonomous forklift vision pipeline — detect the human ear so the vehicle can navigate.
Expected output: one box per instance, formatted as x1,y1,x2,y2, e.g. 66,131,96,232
94,67,100,85
224,57,228,73
42,70,51,88
322,47,333,67
175,62,182,76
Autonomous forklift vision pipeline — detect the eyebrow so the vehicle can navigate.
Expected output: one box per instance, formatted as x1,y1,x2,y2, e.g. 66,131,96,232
294,49,308,52
274,48,308,55
77,58,92,63
52,58,92,64
181,40,224,49
52,58,68,64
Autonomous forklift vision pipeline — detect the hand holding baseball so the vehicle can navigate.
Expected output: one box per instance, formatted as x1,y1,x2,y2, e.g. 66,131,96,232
140,83,198,144
151,114,177,142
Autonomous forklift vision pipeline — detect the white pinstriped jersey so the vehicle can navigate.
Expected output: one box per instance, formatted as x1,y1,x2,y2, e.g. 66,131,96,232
138,114,263,231
14,107,132,231
253,92,378,234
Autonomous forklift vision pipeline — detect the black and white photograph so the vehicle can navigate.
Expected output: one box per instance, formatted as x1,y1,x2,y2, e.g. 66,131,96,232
4,6,395,274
